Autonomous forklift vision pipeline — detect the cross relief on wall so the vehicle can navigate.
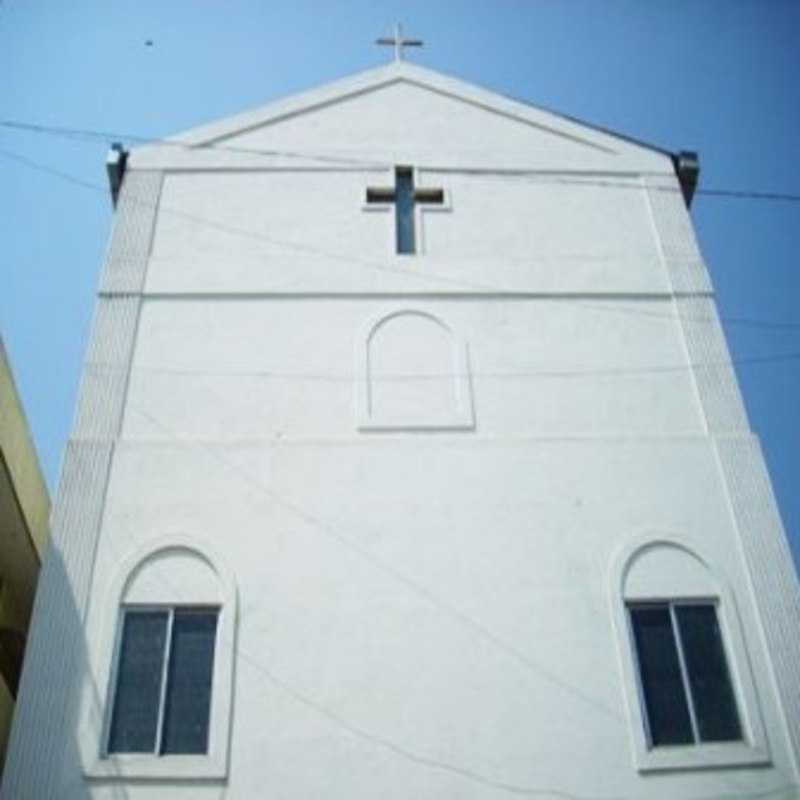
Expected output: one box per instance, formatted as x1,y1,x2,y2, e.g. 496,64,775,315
363,166,450,255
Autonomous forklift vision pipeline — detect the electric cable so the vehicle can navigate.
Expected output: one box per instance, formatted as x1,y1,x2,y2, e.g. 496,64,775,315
107,401,799,800
2,138,795,800
4,118,800,201
2,144,800,337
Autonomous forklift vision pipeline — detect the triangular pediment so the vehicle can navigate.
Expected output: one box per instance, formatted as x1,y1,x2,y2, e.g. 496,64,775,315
131,62,671,172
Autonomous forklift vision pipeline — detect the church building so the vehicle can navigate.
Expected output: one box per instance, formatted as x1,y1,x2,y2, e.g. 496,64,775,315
3,45,799,799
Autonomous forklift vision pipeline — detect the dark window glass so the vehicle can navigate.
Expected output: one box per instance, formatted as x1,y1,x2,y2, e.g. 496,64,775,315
160,610,218,754
675,605,742,742
395,167,416,254
629,605,693,746
107,611,168,753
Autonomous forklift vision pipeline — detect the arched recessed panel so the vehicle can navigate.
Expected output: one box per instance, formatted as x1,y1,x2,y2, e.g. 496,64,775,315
357,309,474,431
623,543,716,601
369,312,454,421
124,547,221,606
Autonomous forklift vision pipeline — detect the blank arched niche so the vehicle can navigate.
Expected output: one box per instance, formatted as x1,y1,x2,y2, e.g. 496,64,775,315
80,538,237,781
357,309,474,431
623,541,716,601
123,547,221,605
610,538,769,772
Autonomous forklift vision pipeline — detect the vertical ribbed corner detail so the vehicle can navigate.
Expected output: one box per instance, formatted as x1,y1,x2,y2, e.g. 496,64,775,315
0,170,161,799
646,177,749,434
645,175,710,295
73,297,140,440
674,295,750,433
1,442,114,800
99,170,163,294
715,435,800,771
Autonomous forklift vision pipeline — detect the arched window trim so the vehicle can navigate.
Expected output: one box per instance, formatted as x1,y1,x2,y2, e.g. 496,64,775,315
356,306,475,432
79,534,237,781
608,534,770,773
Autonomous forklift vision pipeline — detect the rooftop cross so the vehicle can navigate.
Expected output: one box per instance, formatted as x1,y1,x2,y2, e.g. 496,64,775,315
376,23,423,62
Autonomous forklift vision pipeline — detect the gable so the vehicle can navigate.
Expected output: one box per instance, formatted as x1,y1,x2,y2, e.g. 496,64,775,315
215,80,622,171
130,63,672,173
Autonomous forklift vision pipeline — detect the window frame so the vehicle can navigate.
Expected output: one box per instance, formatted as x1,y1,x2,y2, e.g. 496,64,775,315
79,537,236,781
626,599,742,749
105,604,220,758
611,538,770,773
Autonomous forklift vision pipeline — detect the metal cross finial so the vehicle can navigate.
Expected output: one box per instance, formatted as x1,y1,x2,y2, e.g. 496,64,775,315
376,23,423,62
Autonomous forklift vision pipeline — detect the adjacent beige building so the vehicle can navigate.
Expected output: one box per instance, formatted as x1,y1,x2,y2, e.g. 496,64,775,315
0,339,49,771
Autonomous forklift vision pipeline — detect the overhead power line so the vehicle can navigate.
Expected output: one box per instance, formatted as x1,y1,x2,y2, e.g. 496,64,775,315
83,349,800,383
3,127,799,800
3,118,800,201
0,119,389,169
2,143,800,338
126,403,798,800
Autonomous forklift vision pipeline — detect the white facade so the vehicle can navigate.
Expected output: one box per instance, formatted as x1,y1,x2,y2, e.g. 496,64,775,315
4,62,800,799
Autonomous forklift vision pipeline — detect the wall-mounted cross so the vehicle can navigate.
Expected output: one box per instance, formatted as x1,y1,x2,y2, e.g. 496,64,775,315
367,167,444,255
376,23,423,62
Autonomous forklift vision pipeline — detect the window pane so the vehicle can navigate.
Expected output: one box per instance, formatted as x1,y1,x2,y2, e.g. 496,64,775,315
108,610,168,753
395,168,415,254
629,605,694,746
160,609,219,754
675,604,742,742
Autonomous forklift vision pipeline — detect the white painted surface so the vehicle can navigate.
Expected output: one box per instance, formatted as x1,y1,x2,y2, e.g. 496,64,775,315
613,540,770,771
130,62,671,173
121,297,704,440
81,438,792,797
6,62,800,800
123,547,222,605
622,541,715,598
146,170,666,295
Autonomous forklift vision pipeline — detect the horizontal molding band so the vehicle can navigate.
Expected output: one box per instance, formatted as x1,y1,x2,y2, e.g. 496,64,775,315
97,290,716,301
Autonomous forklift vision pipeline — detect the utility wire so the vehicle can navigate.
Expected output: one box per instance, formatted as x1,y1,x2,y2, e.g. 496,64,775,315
2,135,792,800
122,403,798,800
83,349,800,383
473,170,800,203
4,118,800,201
3,143,800,337
133,403,624,723
0,119,390,169
0,145,103,192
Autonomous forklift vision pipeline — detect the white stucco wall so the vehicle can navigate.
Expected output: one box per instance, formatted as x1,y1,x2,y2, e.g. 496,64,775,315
121,296,704,440
75,434,785,800
146,169,666,295
5,62,799,800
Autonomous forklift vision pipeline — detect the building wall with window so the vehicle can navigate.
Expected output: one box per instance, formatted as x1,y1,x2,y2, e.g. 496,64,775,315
3,62,800,799
0,339,50,774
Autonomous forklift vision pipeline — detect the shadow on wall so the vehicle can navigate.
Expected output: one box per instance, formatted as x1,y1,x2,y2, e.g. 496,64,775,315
0,546,131,800
5,544,232,800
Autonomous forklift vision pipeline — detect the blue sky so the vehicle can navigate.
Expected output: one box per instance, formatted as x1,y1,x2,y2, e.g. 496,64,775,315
2,1,799,566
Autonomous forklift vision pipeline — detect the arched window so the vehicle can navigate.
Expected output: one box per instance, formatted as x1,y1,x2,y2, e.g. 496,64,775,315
80,537,236,780
611,538,768,772
357,309,474,430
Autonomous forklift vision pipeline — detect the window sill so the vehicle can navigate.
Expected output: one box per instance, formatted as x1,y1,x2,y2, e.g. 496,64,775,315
83,752,227,781
357,414,475,432
635,741,770,773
